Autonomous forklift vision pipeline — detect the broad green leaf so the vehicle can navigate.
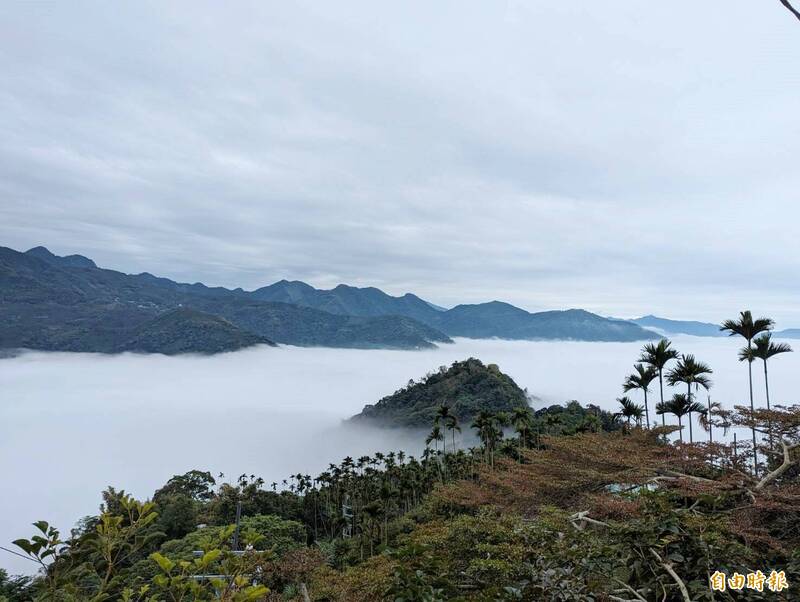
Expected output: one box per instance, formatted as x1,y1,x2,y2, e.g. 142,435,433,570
33,521,49,534
150,552,174,574
201,549,221,566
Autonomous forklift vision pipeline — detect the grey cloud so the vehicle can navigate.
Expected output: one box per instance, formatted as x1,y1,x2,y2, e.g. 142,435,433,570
1,1,799,323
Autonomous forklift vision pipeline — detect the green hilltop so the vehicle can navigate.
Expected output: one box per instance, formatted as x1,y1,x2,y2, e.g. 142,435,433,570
352,358,529,427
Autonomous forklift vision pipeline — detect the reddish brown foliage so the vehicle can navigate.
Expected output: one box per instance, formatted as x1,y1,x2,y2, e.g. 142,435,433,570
433,431,673,515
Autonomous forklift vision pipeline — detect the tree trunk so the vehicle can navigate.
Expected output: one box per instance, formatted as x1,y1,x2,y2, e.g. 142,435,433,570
748,338,758,475
659,370,666,440
644,388,650,429
677,416,683,442
764,360,773,449
687,383,693,443
707,395,713,444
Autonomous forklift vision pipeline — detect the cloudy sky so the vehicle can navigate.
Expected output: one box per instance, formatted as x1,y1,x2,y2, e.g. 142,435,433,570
2,1,799,323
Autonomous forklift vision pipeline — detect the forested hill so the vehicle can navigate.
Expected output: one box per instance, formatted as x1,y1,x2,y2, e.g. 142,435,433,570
0,246,451,353
113,307,274,354
351,358,529,427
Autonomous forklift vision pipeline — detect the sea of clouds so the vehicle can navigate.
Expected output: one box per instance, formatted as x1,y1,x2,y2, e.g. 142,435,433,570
1,335,797,573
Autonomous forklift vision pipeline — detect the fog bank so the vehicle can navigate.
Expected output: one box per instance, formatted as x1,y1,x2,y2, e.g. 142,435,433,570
1,336,797,573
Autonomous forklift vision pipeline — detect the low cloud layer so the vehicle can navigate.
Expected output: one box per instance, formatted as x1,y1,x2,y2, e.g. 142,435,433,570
2,336,797,572
1,2,799,322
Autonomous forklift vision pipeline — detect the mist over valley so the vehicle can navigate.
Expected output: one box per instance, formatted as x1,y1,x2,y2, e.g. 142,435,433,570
2,335,797,574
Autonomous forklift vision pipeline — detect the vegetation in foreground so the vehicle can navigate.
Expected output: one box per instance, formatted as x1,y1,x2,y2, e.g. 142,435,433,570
4,408,798,601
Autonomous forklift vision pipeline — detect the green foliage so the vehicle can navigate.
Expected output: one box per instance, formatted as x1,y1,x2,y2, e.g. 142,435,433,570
354,358,529,427
532,400,620,435
147,545,269,601
0,568,33,601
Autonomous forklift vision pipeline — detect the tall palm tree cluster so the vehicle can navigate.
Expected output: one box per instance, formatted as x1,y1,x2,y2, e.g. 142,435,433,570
275,401,616,563
620,339,711,443
297,447,478,559
619,310,792,474
255,404,542,562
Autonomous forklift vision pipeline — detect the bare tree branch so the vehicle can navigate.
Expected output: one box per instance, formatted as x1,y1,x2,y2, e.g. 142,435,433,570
755,440,799,490
779,0,800,22
613,578,648,602
650,549,691,602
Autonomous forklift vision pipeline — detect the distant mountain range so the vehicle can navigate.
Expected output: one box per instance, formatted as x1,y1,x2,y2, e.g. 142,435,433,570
254,281,655,343
0,246,450,353
628,314,800,340
1,245,659,354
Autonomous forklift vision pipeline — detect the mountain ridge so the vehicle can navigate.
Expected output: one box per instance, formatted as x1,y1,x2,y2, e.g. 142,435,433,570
253,280,657,342
1,245,661,354
0,246,451,353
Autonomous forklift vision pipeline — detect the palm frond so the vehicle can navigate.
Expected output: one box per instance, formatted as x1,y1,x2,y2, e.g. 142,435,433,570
751,332,793,360
720,310,773,339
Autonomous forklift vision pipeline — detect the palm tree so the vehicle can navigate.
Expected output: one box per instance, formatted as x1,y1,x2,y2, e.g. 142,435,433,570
665,394,703,443
721,311,773,471
639,339,680,419
698,397,727,444
616,396,643,429
510,406,532,460
434,404,452,454
631,404,645,427
544,413,562,435
623,364,658,428
425,424,443,453
445,414,461,453
666,355,712,444
471,411,503,468
749,333,792,447
655,400,669,440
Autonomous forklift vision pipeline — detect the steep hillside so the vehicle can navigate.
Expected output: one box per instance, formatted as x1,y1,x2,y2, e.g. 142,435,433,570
352,358,529,427
114,307,274,354
193,299,451,349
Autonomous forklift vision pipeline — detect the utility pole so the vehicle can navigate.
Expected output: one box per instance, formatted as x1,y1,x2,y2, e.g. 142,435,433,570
231,499,242,551
192,496,249,592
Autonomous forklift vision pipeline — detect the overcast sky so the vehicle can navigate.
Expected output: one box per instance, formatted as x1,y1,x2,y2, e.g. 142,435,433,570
1,1,799,323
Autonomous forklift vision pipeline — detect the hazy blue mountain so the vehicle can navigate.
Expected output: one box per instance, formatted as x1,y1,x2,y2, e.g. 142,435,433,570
773,328,800,339
425,301,449,311
351,358,529,427
2,245,658,353
252,284,656,342
251,280,441,324
630,315,800,339
189,298,451,349
0,246,451,353
435,303,656,342
631,315,726,337
25,245,97,269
